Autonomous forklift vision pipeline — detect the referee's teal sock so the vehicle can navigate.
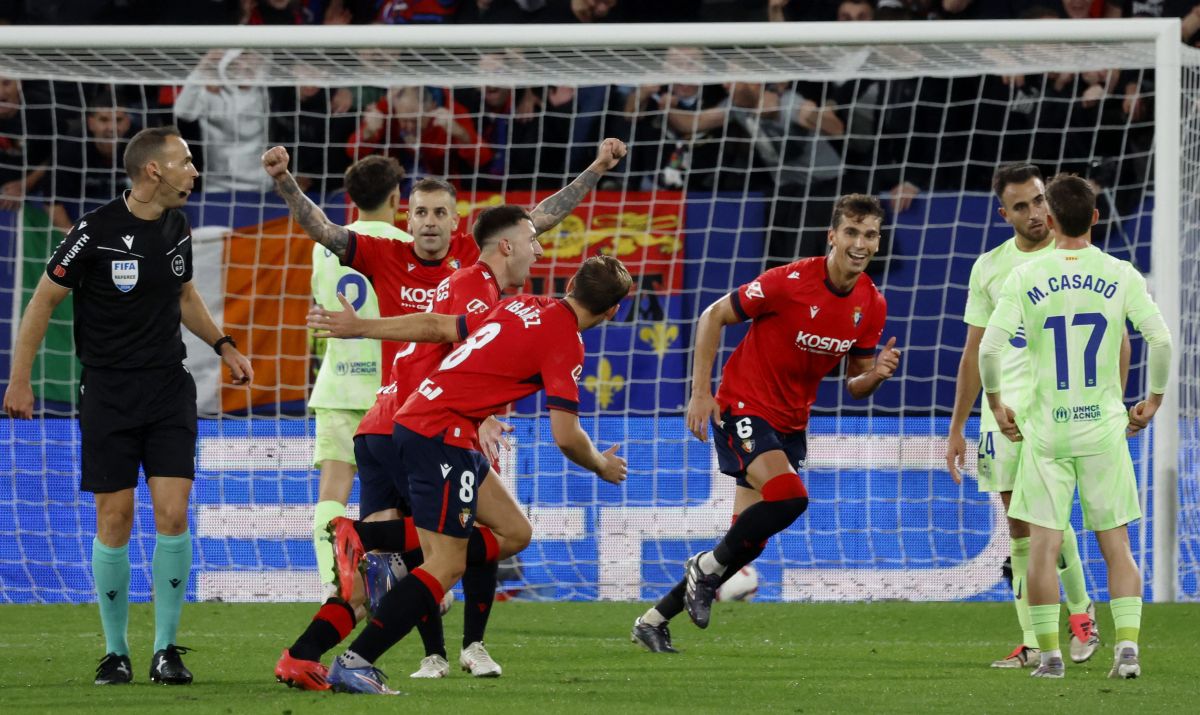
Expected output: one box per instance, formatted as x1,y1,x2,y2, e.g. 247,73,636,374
92,538,130,657
152,531,192,652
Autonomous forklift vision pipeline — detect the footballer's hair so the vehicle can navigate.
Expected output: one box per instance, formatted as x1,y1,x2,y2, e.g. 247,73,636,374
830,193,885,230
1044,173,1097,238
410,177,457,200
992,162,1043,201
123,125,181,180
344,155,403,212
570,255,633,315
472,204,533,249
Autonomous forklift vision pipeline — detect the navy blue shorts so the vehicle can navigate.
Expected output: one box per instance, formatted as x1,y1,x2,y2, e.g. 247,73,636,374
392,424,491,538
711,411,807,488
354,433,411,518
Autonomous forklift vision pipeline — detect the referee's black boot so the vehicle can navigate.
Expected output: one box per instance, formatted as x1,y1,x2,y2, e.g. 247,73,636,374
149,645,193,684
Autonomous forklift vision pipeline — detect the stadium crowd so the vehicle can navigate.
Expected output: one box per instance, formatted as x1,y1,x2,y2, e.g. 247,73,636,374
1,1,1198,26
0,0,1167,263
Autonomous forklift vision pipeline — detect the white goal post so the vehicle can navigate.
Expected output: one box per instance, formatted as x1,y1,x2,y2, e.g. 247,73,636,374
0,19,1194,603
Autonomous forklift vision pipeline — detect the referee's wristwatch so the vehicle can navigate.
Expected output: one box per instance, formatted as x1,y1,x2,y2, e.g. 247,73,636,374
212,335,237,356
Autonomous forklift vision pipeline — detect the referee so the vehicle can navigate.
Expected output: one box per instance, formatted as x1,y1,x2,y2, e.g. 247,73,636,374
3,126,252,686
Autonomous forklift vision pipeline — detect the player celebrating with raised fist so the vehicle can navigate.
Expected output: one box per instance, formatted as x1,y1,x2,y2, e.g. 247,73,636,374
632,194,900,652
307,255,632,694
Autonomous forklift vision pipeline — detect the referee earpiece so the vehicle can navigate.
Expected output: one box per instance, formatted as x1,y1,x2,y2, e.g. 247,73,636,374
154,170,188,199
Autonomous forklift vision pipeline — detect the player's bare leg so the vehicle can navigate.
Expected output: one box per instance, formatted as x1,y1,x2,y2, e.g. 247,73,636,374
992,491,1040,668
1096,524,1142,678
147,476,195,684
92,488,135,684
1027,524,1066,678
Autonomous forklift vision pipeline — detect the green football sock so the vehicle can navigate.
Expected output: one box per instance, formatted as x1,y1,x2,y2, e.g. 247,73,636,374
1057,523,1091,615
92,538,130,657
313,500,346,585
1029,603,1061,653
153,531,192,652
1110,596,1142,645
1010,537,1037,648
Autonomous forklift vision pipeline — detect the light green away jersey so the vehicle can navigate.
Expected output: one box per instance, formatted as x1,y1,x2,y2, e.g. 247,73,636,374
988,245,1162,458
963,237,1054,433
308,220,413,410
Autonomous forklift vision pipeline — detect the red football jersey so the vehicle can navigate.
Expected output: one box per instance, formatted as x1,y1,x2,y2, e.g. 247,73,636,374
356,261,501,437
345,229,480,379
715,256,887,433
395,295,585,449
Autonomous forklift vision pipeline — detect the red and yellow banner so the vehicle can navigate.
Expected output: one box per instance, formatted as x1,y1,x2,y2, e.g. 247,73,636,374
221,190,686,411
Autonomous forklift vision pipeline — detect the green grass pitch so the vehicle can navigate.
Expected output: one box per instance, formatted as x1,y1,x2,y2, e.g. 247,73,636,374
0,601,1195,714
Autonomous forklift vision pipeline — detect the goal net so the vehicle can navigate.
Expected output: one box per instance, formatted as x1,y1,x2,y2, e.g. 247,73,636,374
0,20,1197,603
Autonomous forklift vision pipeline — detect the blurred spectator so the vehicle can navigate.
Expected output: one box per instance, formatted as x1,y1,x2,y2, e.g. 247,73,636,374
708,77,844,266
269,70,358,194
368,0,461,23
540,0,619,21
939,0,1024,17
244,0,306,23
0,76,53,210
49,88,136,230
348,85,492,188
837,0,876,20
607,47,727,191
455,53,575,191
0,0,243,23
174,50,274,193
456,0,542,22
1122,1,1200,44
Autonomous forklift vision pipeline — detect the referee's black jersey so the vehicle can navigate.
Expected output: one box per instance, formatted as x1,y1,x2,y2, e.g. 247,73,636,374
45,192,194,370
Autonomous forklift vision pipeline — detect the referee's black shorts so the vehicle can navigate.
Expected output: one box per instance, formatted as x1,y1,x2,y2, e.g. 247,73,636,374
79,363,198,493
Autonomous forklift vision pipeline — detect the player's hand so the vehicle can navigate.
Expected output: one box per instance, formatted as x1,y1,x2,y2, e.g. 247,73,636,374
1127,399,1160,436
307,293,363,339
945,430,967,485
478,415,514,464
261,146,292,180
872,337,901,381
595,444,627,485
992,404,1022,443
686,390,722,442
590,138,627,174
2,379,34,419
0,178,24,211
888,182,919,213
220,346,253,386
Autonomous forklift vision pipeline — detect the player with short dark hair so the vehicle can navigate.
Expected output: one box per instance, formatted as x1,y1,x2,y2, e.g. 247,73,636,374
946,163,1105,669
305,255,633,695
307,152,413,605
980,172,1172,679
280,203,542,686
267,139,628,688
631,193,900,652
3,125,253,686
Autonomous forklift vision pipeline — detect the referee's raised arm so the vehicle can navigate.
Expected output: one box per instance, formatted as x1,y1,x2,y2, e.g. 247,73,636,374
3,275,70,419
262,145,350,260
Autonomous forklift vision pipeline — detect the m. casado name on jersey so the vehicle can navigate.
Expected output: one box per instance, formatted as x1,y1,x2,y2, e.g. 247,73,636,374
795,330,854,354
1026,273,1117,305
505,300,542,328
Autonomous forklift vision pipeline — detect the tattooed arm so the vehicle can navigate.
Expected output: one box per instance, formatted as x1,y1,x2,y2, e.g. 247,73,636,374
261,145,350,259
529,138,628,235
